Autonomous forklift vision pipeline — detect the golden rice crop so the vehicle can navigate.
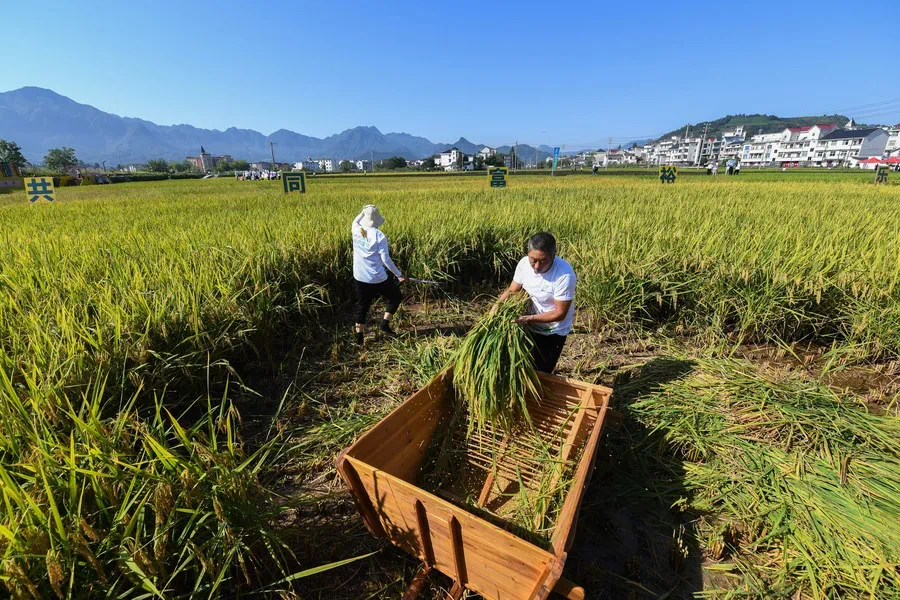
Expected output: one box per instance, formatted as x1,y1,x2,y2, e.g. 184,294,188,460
451,295,541,433
1,174,898,404
1,173,899,595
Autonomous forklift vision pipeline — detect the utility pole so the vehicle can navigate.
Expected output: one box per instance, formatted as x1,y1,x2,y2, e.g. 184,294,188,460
371,149,374,173
607,136,612,168
697,123,709,166
269,141,277,171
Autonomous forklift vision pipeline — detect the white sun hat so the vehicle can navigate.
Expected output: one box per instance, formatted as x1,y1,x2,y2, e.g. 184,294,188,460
359,204,385,228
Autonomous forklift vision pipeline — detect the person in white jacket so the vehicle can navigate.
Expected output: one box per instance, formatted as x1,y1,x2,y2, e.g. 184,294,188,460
352,205,406,344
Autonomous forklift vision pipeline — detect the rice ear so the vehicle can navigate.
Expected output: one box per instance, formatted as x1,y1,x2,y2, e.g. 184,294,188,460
452,296,539,433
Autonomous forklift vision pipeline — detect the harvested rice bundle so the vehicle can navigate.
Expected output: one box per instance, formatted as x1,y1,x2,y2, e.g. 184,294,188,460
452,296,541,434
626,358,900,597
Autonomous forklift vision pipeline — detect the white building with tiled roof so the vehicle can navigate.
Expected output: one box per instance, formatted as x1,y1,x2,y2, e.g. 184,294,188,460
812,128,889,167
775,124,838,166
884,125,900,154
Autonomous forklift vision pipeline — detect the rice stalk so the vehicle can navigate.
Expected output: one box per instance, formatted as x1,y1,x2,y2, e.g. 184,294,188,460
451,295,541,434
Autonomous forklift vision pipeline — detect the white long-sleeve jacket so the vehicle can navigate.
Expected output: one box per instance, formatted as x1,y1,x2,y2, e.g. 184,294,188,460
351,214,403,283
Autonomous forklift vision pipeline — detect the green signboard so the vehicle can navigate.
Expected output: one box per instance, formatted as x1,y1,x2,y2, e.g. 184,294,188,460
875,165,889,184
282,171,307,194
488,166,508,188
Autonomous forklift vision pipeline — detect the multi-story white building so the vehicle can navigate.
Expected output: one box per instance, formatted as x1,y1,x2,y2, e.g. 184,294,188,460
714,126,746,163
316,158,338,172
295,160,320,172
812,128,889,167
775,124,838,166
741,133,782,167
437,147,464,170
884,125,900,154
477,146,496,159
718,135,745,162
652,137,681,164
355,159,372,171
698,137,720,164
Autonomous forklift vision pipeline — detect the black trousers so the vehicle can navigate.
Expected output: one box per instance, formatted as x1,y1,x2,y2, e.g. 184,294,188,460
530,333,567,374
354,277,402,324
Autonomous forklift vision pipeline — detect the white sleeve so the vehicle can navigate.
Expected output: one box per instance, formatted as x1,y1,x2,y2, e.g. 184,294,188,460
512,258,527,285
554,271,575,301
378,234,403,278
352,213,363,233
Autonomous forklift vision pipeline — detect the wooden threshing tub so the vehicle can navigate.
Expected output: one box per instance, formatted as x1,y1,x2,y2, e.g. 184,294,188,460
337,368,612,599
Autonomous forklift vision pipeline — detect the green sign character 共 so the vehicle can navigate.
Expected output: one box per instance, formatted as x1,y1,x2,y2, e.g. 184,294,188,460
282,172,306,194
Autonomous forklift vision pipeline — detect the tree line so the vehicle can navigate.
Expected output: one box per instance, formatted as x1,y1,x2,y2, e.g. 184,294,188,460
0,138,516,176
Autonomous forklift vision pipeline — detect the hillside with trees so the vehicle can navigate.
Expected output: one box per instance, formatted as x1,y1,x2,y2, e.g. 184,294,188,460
655,114,850,141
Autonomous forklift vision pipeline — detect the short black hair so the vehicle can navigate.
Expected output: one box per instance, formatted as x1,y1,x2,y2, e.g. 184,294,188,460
527,231,556,256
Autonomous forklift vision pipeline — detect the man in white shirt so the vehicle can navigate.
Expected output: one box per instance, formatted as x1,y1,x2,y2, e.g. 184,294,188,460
352,205,406,344
497,232,576,373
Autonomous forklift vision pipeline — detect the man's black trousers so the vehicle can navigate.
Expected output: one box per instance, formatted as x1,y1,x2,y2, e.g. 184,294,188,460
530,332,567,373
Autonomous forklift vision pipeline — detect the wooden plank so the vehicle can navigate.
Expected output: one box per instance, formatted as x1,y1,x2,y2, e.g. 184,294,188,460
551,577,585,600
335,451,386,538
347,369,452,480
529,556,565,600
477,435,508,506
539,389,592,521
551,388,611,556
556,390,591,464
449,516,467,586
447,581,464,600
415,500,435,567
402,565,432,600
538,372,613,396
347,456,554,600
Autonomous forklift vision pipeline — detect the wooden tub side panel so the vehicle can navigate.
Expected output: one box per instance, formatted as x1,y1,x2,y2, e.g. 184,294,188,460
551,386,611,556
347,456,555,600
347,371,452,481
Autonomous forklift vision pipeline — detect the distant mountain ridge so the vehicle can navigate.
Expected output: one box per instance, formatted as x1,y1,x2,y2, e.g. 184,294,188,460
0,87,505,165
655,113,851,142
1,87,862,166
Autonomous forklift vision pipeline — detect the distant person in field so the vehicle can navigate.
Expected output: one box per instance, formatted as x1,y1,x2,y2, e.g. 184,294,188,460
496,232,576,374
352,205,406,344
735,161,741,175
712,161,718,175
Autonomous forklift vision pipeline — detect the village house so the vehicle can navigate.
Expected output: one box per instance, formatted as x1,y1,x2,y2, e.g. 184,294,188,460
186,147,231,173
812,128,889,168
436,147,465,170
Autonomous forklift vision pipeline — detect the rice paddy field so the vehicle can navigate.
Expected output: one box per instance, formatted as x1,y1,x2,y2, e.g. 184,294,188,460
0,172,898,598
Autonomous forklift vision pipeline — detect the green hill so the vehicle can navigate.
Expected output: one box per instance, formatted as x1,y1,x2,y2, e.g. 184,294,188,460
656,114,850,141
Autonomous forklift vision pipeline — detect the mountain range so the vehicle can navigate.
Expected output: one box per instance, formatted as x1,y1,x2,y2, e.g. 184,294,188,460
0,87,558,165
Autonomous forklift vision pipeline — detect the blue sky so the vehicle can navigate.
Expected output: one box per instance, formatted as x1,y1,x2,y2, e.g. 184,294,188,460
6,0,900,147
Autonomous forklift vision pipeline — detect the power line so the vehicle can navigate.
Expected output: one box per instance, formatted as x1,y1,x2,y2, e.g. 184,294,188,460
831,98,900,113
841,107,900,121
